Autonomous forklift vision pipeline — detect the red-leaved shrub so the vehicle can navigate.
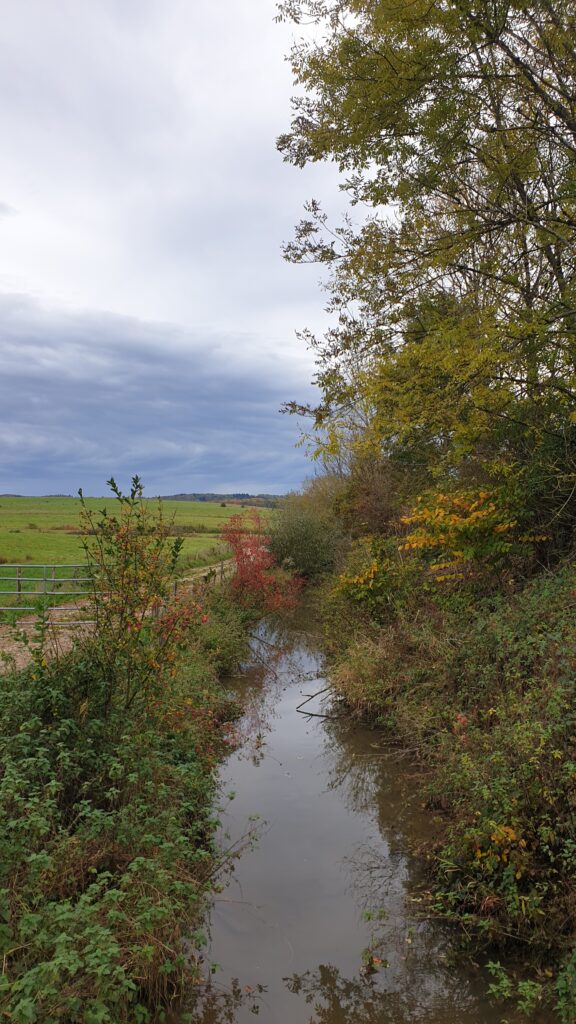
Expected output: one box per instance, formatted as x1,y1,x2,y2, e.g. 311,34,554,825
222,510,300,611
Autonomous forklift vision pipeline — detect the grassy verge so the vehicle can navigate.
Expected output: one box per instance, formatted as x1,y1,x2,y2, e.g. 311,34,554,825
319,565,576,1022
0,480,255,1024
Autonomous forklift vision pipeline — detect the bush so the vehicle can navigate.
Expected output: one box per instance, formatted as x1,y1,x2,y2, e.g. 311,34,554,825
325,557,576,1018
0,657,222,1022
222,509,300,611
267,495,342,578
332,535,422,622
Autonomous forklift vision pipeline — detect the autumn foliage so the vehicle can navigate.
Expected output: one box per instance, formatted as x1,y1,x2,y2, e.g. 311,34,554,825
0,477,255,1023
78,476,210,720
222,509,301,611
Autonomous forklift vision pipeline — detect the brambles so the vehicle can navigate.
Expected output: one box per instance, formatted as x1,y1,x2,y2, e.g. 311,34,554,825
0,478,251,1022
325,554,576,1018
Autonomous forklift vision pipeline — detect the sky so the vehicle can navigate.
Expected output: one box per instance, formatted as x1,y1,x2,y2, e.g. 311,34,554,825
0,0,342,496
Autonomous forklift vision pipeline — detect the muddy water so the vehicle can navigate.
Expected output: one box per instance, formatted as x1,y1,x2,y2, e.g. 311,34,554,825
190,620,544,1024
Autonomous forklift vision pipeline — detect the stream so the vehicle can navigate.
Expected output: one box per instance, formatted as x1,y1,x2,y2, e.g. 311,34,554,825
189,615,549,1024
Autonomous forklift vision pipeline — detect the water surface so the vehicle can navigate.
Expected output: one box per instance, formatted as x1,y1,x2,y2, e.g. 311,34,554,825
189,618,547,1023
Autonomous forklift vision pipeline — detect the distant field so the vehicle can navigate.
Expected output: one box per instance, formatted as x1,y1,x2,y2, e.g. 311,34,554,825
0,496,269,570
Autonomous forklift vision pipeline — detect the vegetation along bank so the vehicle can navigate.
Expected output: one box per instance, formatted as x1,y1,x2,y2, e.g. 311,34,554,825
0,479,275,1024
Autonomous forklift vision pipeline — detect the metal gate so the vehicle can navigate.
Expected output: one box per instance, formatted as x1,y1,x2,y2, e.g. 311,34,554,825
0,564,92,614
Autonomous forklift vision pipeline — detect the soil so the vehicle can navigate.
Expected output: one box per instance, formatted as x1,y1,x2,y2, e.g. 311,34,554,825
0,609,92,672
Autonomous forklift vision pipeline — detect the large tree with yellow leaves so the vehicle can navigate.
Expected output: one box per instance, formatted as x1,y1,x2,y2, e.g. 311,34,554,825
279,0,576,537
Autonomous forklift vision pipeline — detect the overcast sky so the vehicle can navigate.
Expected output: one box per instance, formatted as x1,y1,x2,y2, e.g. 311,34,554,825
0,0,342,495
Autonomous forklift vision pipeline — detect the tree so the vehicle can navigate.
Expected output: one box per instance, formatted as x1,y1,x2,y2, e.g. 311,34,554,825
278,0,576,535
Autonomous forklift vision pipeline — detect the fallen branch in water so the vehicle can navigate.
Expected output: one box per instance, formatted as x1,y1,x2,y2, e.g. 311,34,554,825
249,632,282,649
352,747,420,763
295,686,330,712
298,710,347,720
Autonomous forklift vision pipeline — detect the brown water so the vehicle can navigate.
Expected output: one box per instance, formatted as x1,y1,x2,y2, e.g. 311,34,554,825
189,619,548,1024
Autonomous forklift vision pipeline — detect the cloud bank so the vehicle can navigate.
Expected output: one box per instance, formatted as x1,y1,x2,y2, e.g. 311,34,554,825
0,294,317,495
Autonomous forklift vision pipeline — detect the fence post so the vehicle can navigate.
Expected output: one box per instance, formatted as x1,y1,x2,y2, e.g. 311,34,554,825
16,566,21,597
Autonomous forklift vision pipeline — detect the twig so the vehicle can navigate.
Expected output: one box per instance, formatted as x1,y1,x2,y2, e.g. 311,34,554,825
353,747,420,763
298,710,347,720
249,632,282,649
295,686,330,712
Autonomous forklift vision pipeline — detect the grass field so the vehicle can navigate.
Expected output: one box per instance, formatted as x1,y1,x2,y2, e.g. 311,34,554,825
0,496,268,570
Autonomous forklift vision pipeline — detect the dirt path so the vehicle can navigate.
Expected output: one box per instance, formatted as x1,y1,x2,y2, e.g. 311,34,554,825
0,616,90,671
0,560,234,673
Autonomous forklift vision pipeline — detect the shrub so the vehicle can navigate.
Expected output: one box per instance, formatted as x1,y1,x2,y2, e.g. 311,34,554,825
332,536,422,622
267,495,342,578
398,488,545,586
76,477,212,723
326,557,576,1018
222,509,300,612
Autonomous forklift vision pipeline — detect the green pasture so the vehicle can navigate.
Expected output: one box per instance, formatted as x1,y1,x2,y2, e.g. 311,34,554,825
0,496,268,571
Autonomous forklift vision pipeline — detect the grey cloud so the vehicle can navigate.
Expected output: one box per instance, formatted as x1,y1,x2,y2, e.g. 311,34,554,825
0,0,344,335
0,293,315,495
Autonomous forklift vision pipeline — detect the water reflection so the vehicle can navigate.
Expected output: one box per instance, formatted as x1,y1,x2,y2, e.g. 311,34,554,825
284,961,489,1024
170,978,265,1022
227,620,324,766
184,616,542,1024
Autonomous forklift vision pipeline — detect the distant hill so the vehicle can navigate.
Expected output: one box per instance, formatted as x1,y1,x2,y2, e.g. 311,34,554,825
0,494,73,498
160,493,280,508
0,492,281,507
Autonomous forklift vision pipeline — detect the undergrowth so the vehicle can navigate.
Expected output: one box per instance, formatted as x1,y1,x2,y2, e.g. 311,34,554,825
0,478,253,1023
322,561,576,1022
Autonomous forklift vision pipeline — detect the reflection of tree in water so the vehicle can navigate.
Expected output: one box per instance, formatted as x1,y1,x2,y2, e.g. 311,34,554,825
284,962,493,1024
183,978,266,1023
189,621,507,1024
286,965,390,1024
230,621,324,765
320,713,433,857
322,718,384,817
338,841,492,1017
226,627,285,764
309,687,496,1021
342,840,406,944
